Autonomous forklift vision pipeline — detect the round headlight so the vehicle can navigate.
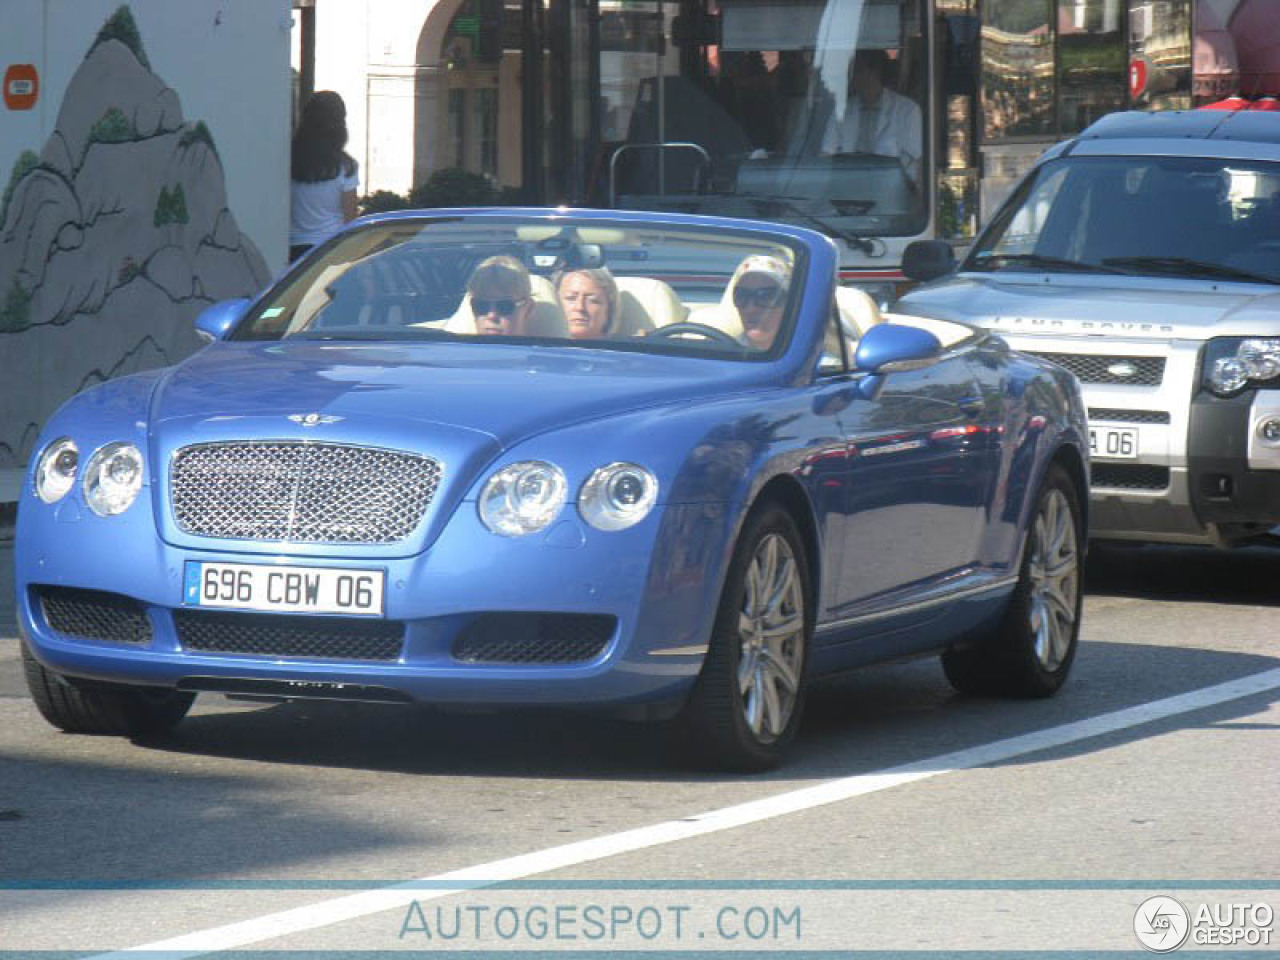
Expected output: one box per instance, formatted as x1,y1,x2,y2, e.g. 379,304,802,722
83,442,144,516
35,438,79,504
478,460,567,536
1209,357,1250,395
579,462,658,531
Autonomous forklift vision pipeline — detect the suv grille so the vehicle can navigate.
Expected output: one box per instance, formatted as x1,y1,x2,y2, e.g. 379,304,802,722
1088,408,1171,425
1029,352,1165,386
1092,464,1170,491
174,610,405,661
39,587,152,645
171,441,442,544
453,614,616,664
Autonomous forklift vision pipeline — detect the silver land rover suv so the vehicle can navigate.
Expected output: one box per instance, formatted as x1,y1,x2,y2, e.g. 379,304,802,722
896,108,1280,547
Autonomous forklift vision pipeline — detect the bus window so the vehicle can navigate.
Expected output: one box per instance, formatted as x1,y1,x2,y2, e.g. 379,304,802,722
601,0,929,250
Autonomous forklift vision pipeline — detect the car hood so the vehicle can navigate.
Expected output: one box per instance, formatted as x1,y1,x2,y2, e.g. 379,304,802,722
146,340,770,558
899,275,1280,341
153,340,765,445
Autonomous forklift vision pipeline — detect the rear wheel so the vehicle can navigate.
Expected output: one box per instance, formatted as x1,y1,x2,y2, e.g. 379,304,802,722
22,640,194,736
676,504,812,771
942,463,1083,698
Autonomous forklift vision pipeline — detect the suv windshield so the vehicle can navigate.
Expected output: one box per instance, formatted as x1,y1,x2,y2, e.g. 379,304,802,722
968,155,1280,286
231,216,805,360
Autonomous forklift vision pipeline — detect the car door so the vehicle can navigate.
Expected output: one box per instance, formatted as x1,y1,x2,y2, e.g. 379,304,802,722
829,344,994,616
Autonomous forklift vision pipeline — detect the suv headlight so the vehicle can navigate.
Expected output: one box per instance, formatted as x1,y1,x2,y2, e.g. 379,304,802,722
478,460,567,536
1205,338,1280,396
579,462,658,531
35,438,79,504
83,442,144,516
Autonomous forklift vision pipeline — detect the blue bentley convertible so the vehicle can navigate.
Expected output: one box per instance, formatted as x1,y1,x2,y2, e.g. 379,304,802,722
16,209,1089,769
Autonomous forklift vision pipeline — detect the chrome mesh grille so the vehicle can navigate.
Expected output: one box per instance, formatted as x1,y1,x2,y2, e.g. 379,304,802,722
1027,352,1165,386
171,441,442,544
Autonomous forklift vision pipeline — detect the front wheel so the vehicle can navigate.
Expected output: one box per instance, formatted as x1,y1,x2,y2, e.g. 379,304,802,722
675,504,812,771
943,463,1083,698
22,640,194,736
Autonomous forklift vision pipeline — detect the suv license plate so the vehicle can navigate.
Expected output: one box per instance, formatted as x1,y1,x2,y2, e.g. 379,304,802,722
1089,426,1139,460
183,562,385,616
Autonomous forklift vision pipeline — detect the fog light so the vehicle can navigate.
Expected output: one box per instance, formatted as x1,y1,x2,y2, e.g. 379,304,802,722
1259,417,1280,444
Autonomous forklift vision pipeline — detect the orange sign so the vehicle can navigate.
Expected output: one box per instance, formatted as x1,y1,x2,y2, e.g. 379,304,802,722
4,64,38,110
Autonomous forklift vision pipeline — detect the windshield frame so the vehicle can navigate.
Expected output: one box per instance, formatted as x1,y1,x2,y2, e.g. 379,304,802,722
228,212,813,363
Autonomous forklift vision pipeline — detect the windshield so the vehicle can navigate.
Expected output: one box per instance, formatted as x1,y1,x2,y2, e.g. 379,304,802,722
968,155,1280,285
232,216,805,359
604,0,927,242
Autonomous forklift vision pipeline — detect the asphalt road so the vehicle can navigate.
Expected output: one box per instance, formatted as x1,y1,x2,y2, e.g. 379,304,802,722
1,541,1278,955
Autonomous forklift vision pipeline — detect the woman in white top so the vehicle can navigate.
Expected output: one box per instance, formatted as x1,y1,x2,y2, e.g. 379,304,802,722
289,91,359,262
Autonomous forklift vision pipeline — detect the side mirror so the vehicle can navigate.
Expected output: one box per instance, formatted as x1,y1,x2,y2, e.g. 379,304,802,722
194,299,250,343
854,323,943,376
902,240,956,283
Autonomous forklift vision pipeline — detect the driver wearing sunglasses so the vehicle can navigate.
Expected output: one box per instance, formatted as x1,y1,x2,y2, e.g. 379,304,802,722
729,254,792,350
468,255,534,336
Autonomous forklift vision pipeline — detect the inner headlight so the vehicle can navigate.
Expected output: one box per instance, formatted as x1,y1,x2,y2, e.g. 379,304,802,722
478,460,567,536
35,438,79,504
1206,338,1280,395
579,462,658,531
83,442,144,516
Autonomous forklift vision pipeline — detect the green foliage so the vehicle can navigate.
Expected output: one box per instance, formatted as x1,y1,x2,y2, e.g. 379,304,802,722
89,108,135,145
179,121,218,158
0,280,32,333
153,183,190,228
91,5,151,69
1,150,39,226
408,167,498,208
359,190,411,215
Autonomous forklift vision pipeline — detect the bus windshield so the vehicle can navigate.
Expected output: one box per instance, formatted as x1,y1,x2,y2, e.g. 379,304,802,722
601,0,927,244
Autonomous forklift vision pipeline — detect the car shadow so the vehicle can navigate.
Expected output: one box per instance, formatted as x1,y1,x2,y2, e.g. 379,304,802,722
1084,540,1280,606
136,639,1277,785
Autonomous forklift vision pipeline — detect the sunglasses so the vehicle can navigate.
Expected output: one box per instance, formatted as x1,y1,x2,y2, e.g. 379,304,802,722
471,297,525,317
733,285,784,309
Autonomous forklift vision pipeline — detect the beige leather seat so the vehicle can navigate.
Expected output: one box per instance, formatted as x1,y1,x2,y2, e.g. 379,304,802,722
835,286,882,340
612,276,689,335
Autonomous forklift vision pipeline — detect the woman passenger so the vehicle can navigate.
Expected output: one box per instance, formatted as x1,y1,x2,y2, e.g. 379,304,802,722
557,267,619,340
729,255,792,350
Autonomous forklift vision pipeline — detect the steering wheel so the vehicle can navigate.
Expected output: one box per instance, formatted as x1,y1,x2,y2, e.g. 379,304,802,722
647,321,741,348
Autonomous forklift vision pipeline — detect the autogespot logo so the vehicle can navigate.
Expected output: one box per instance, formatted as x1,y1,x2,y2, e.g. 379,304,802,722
1135,895,1191,952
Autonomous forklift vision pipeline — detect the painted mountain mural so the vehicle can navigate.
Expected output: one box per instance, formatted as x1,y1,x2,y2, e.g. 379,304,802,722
0,6,269,469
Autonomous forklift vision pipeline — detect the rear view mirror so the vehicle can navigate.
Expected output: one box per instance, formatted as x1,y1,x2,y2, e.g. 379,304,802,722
902,240,957,283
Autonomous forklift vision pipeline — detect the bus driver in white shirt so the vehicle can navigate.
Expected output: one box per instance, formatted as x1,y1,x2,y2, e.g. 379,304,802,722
820,49,922,185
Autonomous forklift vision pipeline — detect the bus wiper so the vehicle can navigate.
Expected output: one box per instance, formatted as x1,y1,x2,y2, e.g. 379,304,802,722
970,253,1122,274
740,193,883,256
1101,256,1280,285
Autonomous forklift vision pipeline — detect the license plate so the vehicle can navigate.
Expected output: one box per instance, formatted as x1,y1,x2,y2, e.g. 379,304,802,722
183,562,385,616
1089,425,1139,460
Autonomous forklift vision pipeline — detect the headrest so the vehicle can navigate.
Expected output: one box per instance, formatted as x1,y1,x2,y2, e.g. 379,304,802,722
835,286,883,339
614,276,690,334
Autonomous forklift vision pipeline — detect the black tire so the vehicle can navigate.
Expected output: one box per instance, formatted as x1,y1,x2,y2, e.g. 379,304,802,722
676,504,813,771
22,640,194,736
942,463,1083,698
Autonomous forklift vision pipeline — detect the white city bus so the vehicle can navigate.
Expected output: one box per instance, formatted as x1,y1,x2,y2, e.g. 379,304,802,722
337,0,1275,299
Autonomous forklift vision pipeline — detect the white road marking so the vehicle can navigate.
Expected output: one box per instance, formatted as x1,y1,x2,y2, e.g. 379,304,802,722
92,667,1280,958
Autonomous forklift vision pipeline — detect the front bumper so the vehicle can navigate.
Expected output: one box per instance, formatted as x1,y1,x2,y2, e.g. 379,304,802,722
16,496,731,710
1187,387,1280,534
